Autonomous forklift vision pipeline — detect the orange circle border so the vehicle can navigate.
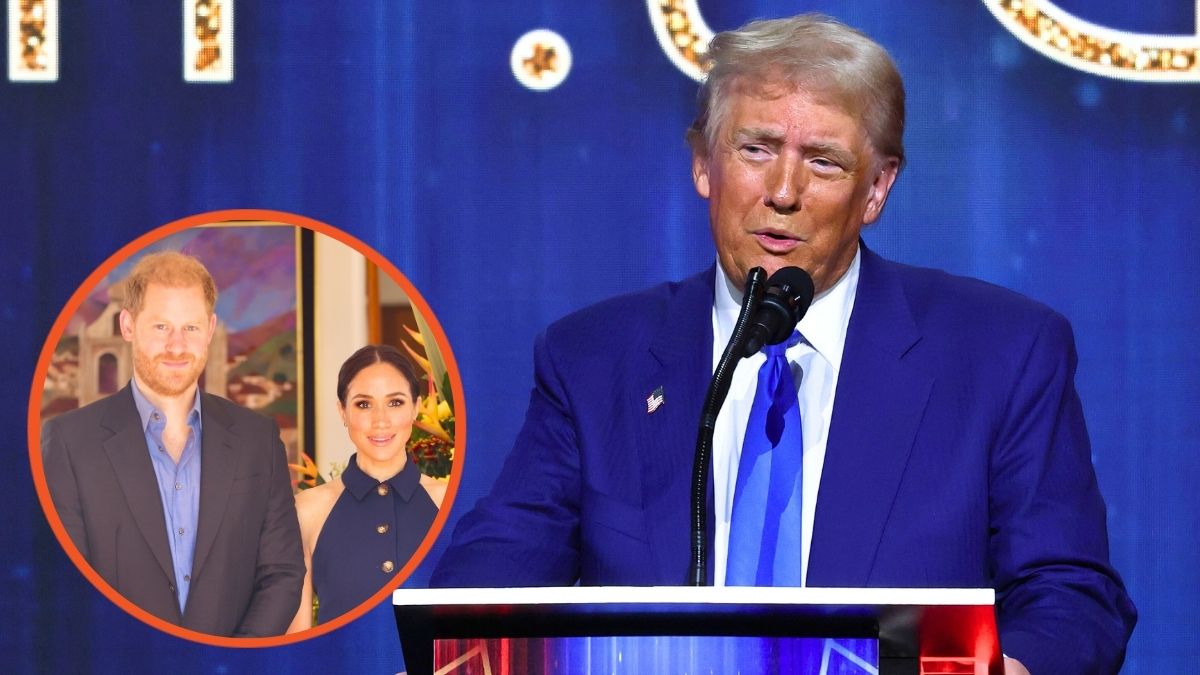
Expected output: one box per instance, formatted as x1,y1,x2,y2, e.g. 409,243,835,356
26,208,466,648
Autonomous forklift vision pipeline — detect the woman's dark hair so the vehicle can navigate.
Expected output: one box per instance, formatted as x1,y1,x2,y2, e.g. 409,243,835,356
336,344,423,405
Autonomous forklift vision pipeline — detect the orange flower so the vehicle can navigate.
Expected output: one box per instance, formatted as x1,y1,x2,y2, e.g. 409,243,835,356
289,450,319,490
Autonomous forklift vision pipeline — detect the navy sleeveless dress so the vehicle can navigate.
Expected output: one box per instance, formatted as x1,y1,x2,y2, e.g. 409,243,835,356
310,453,438,622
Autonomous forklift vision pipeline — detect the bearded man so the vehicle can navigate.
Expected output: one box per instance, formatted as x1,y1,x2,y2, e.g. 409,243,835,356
42,251,304,637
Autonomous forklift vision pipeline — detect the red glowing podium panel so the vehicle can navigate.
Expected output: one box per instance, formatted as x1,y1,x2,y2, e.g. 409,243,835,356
393,586,1001,675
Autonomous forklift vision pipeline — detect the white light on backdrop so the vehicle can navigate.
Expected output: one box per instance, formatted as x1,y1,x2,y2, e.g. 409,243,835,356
8,0,58,82
184,0,233,83
511,29,572,91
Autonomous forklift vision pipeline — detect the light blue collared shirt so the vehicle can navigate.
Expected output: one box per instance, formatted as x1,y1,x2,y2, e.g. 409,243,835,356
130,379,203,614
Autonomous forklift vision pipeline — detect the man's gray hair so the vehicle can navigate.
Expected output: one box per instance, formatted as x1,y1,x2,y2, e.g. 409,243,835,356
687,14,905,168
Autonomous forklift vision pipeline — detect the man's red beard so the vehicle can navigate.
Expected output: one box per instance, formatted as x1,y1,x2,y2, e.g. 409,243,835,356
133,348,207,398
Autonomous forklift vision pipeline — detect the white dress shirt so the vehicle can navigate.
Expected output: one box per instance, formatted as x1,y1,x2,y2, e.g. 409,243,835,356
711,248,860,586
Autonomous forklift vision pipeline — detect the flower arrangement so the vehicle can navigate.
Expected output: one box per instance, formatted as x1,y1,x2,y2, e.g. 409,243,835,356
400,325,456,479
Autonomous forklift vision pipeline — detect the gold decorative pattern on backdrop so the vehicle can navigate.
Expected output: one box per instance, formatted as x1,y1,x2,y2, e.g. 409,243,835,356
985,0,1200,82
8,0,58,82
647,0,713,82
184,0,233,82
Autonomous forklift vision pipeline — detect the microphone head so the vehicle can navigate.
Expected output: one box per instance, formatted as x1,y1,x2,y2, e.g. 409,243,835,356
765,266,815,318
741,267,816,355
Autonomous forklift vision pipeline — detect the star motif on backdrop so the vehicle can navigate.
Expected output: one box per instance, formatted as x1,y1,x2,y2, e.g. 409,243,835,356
510,29,572,91
522,43,557,79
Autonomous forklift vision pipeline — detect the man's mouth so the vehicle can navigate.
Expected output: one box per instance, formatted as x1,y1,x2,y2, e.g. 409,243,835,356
754,229,801,253
157,354,194,369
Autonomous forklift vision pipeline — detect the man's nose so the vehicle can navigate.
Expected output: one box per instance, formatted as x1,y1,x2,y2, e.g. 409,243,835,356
166,327,187,350
764,154,803,213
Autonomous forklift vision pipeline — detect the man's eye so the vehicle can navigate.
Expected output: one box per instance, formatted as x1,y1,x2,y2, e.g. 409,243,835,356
811,157,844,172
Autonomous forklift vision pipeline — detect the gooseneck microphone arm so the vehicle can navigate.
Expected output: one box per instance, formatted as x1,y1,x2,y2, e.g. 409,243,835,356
687,266,766,586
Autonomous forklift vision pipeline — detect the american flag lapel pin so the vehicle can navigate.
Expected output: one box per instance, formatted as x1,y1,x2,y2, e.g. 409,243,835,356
646,386,665,414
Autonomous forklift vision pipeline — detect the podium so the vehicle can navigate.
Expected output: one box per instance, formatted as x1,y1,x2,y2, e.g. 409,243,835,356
393,586,1001,674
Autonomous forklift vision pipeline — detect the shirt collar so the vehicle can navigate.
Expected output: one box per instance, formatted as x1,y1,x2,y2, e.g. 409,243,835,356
713,246,860,371
130,377,203,432
340,453,423,502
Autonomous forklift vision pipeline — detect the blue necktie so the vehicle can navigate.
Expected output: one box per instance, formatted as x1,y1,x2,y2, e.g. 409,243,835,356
727,330,804,586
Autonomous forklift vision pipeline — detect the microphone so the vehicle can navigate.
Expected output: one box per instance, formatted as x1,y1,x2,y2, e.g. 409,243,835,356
687,265,814,586
742,267,815,356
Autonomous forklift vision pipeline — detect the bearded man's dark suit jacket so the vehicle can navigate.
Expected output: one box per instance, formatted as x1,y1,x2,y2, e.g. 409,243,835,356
42,385,305,637
432,245,1136,673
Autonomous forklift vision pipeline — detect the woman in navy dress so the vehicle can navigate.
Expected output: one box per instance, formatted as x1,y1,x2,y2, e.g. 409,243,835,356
288,345,443,631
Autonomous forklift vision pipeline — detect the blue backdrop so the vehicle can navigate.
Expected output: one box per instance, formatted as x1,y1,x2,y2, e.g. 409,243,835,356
3,1,1196,672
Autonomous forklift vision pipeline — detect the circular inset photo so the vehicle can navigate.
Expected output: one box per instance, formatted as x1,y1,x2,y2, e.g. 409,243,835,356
28,209,464,647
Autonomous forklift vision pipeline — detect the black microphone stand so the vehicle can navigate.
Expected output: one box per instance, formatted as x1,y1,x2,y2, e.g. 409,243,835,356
687,266,766,586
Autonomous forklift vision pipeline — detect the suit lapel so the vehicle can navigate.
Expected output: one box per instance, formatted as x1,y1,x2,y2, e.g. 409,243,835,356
808,247,934,586
638,269,715,584
100,387,175,585
191,394,238,582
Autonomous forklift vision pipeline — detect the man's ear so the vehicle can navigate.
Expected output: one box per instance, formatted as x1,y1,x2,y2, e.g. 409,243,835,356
118,309,135,341
692,150,711,199
862,156,900,225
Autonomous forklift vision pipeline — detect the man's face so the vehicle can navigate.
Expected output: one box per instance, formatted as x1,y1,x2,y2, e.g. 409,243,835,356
692,81,899,294
120,283,216,399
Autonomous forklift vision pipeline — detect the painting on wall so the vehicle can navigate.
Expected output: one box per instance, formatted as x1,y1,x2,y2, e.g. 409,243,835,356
40,223,304,463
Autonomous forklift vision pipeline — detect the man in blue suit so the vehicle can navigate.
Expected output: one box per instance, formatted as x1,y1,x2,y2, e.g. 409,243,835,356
433,14,1135,674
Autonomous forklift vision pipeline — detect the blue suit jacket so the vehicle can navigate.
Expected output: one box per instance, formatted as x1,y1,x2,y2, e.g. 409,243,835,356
433,246,1135,673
